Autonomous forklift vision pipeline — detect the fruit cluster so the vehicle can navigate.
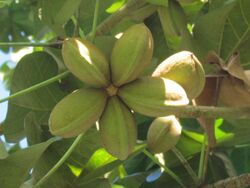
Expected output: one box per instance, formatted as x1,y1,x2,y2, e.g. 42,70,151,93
49,24,205,160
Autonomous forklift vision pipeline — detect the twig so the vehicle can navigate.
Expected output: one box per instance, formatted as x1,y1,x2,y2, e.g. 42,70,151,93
143,149,187,188
202,173,250,188
154,105,250,119
171,147,200,185
0,41,62,47
95,0,146,35
33,133,84,188
89,0,100,42
0,71,69,103
198,134,207,181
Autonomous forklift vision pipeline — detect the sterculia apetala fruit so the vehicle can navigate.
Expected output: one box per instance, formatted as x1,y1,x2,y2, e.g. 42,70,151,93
49,24,190,160
147,115,182,154
152,51,205,100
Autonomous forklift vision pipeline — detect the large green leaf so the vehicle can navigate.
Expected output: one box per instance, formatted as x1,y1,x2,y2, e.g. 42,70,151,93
76,157,122,185
75,144,146,185
3,51,67,142
220,0,250,66
24,112,46,145
10,52,65,110
53,128,102,168
39,0,82,36
32,128,102,187
193,1,236,58
192,0,250,69
218,119,250,146
32,144,75,188
85,148,117,171
3,104,30,141
77,0,114,34
0,138,56,188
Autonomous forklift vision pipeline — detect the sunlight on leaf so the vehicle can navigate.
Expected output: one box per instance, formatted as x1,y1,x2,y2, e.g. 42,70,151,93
86,148,117,171
118,165,127,179
215,118,224,127
183,130,204,143
68,163,82,177
106,0,126,13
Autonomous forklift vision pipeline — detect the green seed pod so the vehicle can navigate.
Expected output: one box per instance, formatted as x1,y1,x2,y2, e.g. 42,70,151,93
111,24,154,86
147,115,181,153
62,38,110,88
118,76,189,117
99,96,137,160
152,51,205,99
49,88,107,138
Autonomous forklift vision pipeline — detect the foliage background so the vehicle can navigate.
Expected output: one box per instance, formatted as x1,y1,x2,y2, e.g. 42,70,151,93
0,0,250,188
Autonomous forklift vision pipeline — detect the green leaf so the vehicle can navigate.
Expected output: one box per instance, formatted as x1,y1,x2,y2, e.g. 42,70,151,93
3,103,30,142
106,0,126,13
192,0,250,68
78,0,114,34
218,119,250,146
32,128,102,187
0,138,57,188
230,147,250,174
3,51,67,142
220,0,250,65
141,156,200,188
94,36,117,60
0,0,13,8
0,139,8,159
85,148,117,171
53,128,102,168
165,132,202,167
10,52,66,110
193,1,235,58
76,159,122,185
145,13,173,63
145,0,167,6
206,154,229,184
116,172,149,188
20,179,33,188
32,143,75,188
125,152,151,173
76,178,112,188
44,47,66,72
213,152,237,177
76,144,146,185
39,0,82,36
24,112,44,145
0,1,44,52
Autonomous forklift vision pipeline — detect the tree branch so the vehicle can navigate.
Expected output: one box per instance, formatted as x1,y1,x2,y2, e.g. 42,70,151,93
95,0,146,35
162,105,250,119
0,41,62,47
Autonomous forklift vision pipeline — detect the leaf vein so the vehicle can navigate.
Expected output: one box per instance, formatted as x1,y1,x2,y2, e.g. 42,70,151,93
239,0,250,27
